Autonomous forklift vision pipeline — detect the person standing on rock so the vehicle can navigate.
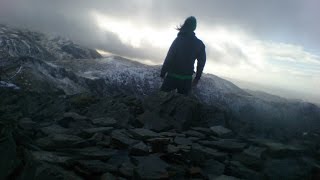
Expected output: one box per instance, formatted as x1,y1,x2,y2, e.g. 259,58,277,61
160,16,206,95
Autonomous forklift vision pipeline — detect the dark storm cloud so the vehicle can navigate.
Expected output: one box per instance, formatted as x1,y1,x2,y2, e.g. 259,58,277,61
0,0,319,62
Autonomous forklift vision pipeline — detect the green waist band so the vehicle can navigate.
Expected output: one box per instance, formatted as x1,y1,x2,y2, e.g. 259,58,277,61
167,73,192,80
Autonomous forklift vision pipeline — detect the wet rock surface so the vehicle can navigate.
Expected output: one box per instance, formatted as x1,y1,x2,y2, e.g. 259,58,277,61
0,90,319,180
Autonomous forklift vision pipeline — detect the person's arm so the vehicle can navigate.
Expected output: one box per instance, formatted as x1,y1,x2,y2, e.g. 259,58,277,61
195,43,206,80
160,40,177,78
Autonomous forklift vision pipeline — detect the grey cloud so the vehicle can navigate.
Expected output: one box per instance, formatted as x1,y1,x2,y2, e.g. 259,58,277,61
0,0,319,63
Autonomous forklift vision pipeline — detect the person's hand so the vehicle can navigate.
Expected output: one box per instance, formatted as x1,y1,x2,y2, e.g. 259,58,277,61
192,78,199,86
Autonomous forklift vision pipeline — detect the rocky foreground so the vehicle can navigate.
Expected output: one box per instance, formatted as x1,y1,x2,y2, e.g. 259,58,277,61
1,88,319,180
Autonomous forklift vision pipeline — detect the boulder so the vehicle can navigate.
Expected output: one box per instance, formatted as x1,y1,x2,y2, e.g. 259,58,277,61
210,126,233,138
132,154,170,179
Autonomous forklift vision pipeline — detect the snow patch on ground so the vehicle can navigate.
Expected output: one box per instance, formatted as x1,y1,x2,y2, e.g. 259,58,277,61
0,81,20,90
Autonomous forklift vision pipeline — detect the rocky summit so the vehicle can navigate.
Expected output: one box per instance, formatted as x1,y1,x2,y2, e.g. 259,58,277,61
0,25,320,180
0,89,319,180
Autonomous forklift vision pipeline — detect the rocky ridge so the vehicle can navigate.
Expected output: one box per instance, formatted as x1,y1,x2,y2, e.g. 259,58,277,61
0,89,319,180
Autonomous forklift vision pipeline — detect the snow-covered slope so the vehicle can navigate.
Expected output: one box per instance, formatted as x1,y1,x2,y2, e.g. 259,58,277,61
0,24,101,61
0,25,319,139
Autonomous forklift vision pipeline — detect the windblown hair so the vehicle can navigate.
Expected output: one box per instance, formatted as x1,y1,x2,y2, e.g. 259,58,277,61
176,16,197,32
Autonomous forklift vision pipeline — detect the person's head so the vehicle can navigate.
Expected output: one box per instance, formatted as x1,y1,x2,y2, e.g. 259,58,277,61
177,16,197,32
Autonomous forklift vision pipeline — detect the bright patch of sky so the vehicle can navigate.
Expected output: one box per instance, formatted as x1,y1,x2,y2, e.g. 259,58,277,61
91,10,320,98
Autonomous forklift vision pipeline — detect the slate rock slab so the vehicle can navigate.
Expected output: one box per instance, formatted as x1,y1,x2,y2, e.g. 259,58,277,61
133,154,170,180
210,126,233,138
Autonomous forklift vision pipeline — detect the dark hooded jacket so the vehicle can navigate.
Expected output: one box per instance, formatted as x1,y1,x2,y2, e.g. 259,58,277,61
160,31,206,80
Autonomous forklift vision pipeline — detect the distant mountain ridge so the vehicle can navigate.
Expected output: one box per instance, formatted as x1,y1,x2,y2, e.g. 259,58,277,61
0,24,101,61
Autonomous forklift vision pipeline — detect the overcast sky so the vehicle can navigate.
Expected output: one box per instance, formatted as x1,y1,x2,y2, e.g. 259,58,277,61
1,0,320,103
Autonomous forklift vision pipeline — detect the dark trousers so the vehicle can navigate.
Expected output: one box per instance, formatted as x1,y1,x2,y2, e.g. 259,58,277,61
160,76,192,95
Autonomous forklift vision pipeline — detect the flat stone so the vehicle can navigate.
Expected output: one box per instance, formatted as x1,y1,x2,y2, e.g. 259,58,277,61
243,146,266,159
75,160,117,175
210,126,233,138
18,118,38,130
35,163,83,180
233,146,266,170
264,142,305,158
188,166,202,176
212,175,240,180
129,128,159,140
36,134,83,149
159,132,186,137
91,117,117,127
167,144,180,153
147,137,172,153
188,144,227,163
133,154,170,180
226,161,263,180
40,124,72,135
202,159,225,177
76,147,118,160
200,140,246,152
96,136,111,147
111,129,138,148
188,137,201,142
82,127,113,137
58,112,93,129
107,151,131,167
174,137,193,146
191,127,213,135
0,133,19,180
138,111,172,132
101,172,117,180
130,142,149,155
119,161,135,178
263,158,316,180
31,151,75,166
184,130,206,139
63,112,87,120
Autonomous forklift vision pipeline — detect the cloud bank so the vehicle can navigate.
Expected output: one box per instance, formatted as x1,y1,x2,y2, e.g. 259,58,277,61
0,0,319,103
